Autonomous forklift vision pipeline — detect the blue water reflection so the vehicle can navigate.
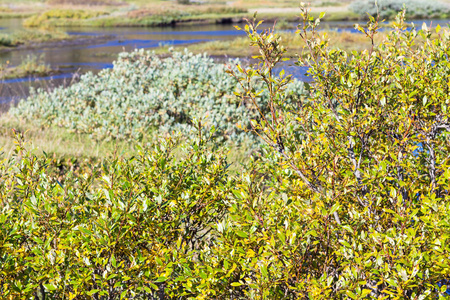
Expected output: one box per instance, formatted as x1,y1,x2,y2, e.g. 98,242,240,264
1,18,449,104
83,38,209,49
0,73,75,84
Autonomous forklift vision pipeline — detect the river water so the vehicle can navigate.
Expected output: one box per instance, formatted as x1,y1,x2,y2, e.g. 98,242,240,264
0,18,263,107
0,17,449,108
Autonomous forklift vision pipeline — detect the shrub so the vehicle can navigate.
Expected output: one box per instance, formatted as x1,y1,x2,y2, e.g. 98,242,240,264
0,34,13,47
221,10,450,298
349,0,450,19
0,129,233,299
10,49,305,144
4,6,450,300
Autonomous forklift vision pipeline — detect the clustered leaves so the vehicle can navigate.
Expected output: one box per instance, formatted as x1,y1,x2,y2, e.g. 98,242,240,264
2,5,450,299
228,8,450,299
0,130,234,299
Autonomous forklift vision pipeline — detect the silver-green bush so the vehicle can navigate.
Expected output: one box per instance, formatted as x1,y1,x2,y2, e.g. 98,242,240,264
11,49,305,144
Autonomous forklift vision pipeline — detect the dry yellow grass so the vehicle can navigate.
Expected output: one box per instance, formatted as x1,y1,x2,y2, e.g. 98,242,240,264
0,114,133,159
181,30,386,57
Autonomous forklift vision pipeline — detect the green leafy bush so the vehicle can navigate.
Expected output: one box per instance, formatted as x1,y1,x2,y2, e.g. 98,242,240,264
0,129,233,299
11,49,305,144
350,0,450,19
3,6,450,300
221,10,450,298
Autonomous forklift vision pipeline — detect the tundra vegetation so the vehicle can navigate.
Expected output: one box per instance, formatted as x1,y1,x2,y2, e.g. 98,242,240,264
0,29,70,49
7,0,445,30
350,0,450,19
10,49,305,143
1,0,448,58
1,6,450,300
0,54,56,80
181,30,387,57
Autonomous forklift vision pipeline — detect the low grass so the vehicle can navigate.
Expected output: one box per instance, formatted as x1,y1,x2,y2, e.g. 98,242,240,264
22,4,249,27
0,114,250,174
0,114,138,181
0,7,36,18
0,29,70,48
227,0,352,9
2,0,450,23
256,10,360,22
0,114,135,159
46,0,124,5
15,0,361,29
165,30,386,57
349,0,450,20
178,25,445,57
8,0,442,29
0,55,57,80
21,9,360,28
23,9,110,27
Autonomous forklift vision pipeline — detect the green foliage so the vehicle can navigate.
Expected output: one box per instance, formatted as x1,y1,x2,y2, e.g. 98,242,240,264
0,129,233,299
11,49,305,144
0,34,13,47
350,0,450,19
4,5,450,299
224,9,450,298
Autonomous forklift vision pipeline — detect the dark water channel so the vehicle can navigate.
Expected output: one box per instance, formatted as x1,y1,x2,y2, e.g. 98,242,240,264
0,17,449,109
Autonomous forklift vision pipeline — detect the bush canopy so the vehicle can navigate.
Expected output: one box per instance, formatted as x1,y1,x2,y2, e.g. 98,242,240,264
11,49,304,144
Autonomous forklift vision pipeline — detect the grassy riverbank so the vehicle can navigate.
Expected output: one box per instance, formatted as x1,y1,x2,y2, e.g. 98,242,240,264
2,0,358,29
0,29,70,48
0,7,35,18
2,0,449,29
156,30,386,57
0,55,57,80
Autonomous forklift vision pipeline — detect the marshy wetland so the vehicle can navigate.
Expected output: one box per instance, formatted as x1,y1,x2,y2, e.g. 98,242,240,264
1,0,450,101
